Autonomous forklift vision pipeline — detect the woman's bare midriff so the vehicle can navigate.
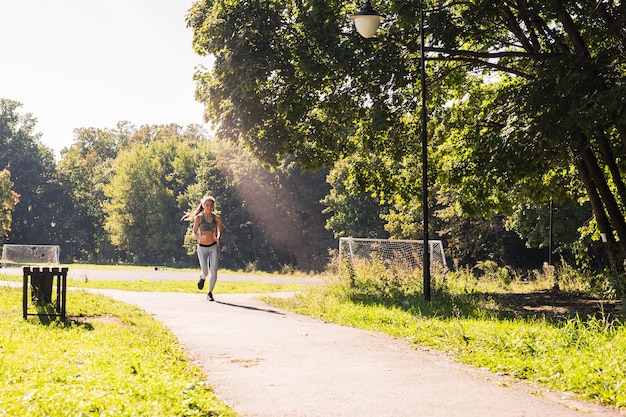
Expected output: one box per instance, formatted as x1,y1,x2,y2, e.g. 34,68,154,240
198,231,218,246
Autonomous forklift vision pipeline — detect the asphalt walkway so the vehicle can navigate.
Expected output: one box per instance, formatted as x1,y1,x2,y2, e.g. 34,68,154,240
94,289,623,417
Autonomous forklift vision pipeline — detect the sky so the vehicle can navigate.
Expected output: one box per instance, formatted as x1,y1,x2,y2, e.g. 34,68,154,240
0,1,213,158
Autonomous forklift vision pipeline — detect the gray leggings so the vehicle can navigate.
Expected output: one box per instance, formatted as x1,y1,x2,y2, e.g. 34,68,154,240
197,243,219,292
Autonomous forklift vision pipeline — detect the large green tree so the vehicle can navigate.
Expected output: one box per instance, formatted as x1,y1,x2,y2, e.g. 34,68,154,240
104,135,198,264
57,127,121,262
431,1,626,261
58,123,215,264
188,0,626,266
0,99,65,245
187,0,415,172
323,157,390,239
0,169,19,239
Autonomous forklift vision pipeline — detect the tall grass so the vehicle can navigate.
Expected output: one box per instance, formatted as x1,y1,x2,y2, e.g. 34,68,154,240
268,261,626,409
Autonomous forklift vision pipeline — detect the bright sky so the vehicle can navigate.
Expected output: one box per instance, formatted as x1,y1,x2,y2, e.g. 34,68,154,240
0,1,212,158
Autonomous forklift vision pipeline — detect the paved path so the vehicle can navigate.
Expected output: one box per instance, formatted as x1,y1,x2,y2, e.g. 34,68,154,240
93,289,623,417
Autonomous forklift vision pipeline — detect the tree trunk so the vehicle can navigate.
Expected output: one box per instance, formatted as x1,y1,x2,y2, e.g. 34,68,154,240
577,142,626,254
617,123,626,153
596,131,626,207
549,0,588,55
573,149,615,245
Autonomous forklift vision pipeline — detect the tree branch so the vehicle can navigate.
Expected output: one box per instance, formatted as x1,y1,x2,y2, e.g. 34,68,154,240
425,47,562,78
500,3,536,53
549,0,589,56
427,47,554,60
429,55,531,78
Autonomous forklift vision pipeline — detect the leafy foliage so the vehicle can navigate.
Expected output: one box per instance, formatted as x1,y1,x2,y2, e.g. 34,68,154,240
0,99,64,245
188,0,626,269
0,169,19,239
105,136,198,264
323,158,390,239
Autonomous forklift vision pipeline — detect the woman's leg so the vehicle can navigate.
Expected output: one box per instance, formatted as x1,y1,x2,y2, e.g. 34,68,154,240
197,245,210,279
207,244,219,293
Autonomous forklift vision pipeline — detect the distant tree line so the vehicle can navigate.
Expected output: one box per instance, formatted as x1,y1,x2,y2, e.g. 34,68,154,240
0,100,334,271
0,97,605,274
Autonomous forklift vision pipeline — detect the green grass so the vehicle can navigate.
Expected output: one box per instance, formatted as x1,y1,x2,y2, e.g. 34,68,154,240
266,265,626,410
0,285,236,416
0,273,307,294
4,261,625,412
4,263,312,277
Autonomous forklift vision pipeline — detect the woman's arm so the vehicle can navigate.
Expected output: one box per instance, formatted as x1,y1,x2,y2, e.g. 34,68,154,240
216,216,223,241
192,215,201,240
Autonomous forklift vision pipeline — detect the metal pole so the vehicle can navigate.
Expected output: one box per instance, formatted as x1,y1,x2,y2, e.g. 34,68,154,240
420,0,431,302
549,199,553,265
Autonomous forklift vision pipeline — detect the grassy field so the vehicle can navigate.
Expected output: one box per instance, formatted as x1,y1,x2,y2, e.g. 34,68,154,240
0,285,236,416
0,269,309,294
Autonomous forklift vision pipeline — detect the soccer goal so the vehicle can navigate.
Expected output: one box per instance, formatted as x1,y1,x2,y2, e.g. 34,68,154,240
338,237,447,282
1,244,61,268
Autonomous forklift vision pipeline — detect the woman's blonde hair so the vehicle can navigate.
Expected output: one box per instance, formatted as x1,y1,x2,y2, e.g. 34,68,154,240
180,195,215,221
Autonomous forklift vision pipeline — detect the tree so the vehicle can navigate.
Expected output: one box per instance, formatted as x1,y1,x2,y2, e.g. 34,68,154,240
0,99,65,245
323,158,390,239
187,0,416,170
57,127,121,262
428,1,626,261
104,136,198,264
188,1,626,267
0,169,19,240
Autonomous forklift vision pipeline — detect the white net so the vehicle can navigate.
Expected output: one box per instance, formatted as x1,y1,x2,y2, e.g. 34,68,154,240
339,237,447,281
1,244,60,268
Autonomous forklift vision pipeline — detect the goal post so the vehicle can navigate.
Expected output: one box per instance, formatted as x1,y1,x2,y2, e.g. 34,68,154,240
338,237,447,282
1,244,61,268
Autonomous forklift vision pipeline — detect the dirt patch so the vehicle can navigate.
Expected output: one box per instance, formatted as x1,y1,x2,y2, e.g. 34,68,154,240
71,315,126,325
488,290,623,321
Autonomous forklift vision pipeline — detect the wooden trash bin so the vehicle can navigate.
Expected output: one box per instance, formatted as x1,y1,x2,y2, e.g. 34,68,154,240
22,266,68,320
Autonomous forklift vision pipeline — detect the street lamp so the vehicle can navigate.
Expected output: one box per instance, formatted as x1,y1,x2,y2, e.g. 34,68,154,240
349,1,385,38
351,1,431,301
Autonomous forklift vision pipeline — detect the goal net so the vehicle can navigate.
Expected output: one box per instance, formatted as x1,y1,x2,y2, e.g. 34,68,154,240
338,237,447,282
1,244,60,268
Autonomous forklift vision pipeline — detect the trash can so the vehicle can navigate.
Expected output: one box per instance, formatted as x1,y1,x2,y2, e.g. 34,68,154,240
22,266,68,320
30,273,53,305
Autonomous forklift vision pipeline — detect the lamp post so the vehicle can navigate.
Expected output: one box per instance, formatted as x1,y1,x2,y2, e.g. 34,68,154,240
548,199,553,266
351,1,431,301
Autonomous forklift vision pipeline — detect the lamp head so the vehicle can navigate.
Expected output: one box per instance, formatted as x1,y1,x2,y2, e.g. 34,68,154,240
350,1,384,38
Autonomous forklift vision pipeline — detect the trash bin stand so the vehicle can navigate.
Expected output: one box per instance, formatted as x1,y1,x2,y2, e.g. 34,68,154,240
22,266,68,320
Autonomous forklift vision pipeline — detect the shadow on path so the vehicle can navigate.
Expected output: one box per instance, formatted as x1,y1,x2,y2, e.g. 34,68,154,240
215,300,286,315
